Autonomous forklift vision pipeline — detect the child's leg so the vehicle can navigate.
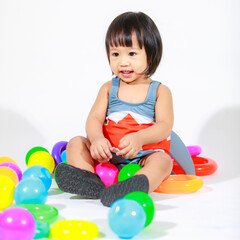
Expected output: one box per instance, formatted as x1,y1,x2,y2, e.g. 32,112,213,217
55,136,105,198
66,136,96,172
137,151,173,193
100,151,172,207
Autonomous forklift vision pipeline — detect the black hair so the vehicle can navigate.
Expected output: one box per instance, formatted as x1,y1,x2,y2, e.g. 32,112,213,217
105,12,162,76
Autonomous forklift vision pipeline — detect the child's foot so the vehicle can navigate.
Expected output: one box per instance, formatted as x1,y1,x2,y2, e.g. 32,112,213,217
55,163,106,199
100,174,149,207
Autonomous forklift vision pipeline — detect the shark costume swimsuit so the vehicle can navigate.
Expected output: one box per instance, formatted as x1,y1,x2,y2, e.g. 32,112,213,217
103,77,171,169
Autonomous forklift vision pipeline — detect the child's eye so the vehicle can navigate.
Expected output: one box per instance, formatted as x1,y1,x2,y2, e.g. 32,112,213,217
112,53,119,57
129,52,136,56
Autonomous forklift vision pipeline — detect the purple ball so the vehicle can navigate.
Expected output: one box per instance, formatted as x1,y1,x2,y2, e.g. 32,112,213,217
0,207,36,240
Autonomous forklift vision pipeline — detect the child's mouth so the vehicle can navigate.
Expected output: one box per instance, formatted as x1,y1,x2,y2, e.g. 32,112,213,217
120,70,133,78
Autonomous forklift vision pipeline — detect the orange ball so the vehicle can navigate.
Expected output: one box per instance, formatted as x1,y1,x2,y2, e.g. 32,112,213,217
0,167,19,186
0,156,18,165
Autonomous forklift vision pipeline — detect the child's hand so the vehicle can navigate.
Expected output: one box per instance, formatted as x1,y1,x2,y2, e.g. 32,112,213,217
90,137,113,162
117,132,143,159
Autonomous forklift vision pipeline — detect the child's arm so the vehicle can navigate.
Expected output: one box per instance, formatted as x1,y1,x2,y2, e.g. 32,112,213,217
86,81,113,162
117,84,174,159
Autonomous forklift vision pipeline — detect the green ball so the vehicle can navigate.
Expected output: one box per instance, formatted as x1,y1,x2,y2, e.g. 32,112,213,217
25,146,49,166
118,163,142,182
124,191,155,227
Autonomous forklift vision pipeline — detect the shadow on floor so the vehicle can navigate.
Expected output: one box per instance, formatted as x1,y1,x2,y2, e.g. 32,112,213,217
0,108,45,169
198,106,240,183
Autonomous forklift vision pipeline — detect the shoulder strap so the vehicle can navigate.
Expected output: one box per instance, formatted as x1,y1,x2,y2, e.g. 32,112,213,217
108,76,120,105
109,76,120,97
146,81,161,103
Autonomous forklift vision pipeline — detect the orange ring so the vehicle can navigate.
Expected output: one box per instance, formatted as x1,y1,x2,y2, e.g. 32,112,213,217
172,156,218,176
154,174,204,194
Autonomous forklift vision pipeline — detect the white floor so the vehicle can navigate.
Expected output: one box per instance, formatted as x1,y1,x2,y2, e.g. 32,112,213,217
42,171,240,240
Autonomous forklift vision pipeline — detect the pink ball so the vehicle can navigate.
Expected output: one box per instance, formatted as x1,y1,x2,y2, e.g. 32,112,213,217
0,162,22,181
95,162,119,187
0,207,36,240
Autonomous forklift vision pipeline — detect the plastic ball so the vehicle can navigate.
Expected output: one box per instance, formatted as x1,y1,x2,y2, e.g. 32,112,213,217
22,165,52,191
60,150,66,162
0,207,36,240
0,156,18,165
108,199,146,238
25,146,49,166
0,162,22,181
0,175,15,211
95,162,119,187
16,204,59,224
50,220,99,240
118,163,142,182
14,177,48,204
124,191,155,227
28,151,55,174
34,220,50,239
0,166,19,186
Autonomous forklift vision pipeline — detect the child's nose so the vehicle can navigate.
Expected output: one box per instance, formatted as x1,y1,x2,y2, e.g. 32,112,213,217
119,56,130,67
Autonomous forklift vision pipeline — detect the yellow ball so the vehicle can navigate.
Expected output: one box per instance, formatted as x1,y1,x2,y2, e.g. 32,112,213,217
50,220,99,240
0,175,15,211
0,156,18,165
0,167,19,186
28,151,55,174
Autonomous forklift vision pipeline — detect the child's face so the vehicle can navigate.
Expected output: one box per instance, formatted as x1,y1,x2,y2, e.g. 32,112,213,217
109,32,148,83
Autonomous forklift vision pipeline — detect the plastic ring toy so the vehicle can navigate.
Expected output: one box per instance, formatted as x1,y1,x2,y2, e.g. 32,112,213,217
15,204,59,224
173,156,218,176
186,145,202,156
154,174,204,194
192,156,218,176
51,141,68,165
50,220,99,240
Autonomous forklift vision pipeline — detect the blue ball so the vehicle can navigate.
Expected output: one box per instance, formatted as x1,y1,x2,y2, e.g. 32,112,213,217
14,178,48,204
108,199,146,238
22,165,52,191
60,150,66,162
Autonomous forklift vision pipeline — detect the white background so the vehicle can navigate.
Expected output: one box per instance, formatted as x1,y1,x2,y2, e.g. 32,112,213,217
1,1,240,239
0,0,240,182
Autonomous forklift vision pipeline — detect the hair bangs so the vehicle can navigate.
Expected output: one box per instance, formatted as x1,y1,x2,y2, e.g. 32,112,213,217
109,31,132,48
108,29,143,49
